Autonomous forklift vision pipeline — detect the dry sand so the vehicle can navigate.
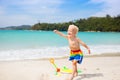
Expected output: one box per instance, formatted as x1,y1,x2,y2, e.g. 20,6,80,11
0,54,120,80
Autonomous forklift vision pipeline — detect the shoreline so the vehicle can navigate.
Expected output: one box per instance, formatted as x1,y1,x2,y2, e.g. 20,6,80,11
0,52,120,62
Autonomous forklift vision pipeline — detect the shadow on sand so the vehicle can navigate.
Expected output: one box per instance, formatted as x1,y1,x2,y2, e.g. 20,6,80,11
75,73,103,80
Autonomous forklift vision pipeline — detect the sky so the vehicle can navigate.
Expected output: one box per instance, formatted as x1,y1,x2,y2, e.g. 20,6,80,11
0,0,120,27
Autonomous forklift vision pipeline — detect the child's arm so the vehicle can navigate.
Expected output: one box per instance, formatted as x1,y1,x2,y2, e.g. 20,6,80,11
78,38,90,54
53,30,68,39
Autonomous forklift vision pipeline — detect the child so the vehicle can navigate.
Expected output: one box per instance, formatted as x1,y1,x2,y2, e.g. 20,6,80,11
54,24,90,80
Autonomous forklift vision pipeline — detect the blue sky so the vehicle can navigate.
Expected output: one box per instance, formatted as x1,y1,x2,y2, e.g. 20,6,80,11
0,0,120,27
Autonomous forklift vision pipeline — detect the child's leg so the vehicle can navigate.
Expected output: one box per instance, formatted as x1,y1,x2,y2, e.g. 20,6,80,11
72,60,78,77
68,60,78,80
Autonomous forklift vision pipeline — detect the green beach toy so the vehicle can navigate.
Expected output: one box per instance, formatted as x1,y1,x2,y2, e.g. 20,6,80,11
49,58,82,75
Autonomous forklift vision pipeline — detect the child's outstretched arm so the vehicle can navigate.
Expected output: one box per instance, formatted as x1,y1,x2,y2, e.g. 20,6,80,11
53,30,68,39
78,38,90,54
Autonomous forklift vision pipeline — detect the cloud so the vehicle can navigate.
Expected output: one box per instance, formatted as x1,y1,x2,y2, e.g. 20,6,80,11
16,0,63,14
89,0,120,16
0,14,36,27
0,0,120,27
0,6,5,15
1,0,63,14
0,0,64,27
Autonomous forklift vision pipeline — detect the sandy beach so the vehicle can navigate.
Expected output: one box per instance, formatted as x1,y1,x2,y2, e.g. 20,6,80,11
0,54,120,80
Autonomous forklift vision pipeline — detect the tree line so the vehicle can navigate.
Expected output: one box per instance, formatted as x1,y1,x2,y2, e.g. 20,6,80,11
32,14,120,32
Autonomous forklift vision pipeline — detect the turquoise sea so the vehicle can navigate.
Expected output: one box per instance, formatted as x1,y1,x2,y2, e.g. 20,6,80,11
0,30,120,61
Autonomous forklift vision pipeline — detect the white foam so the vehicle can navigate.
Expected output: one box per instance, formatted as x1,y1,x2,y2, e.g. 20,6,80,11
0,47,69,61
0,45,120,61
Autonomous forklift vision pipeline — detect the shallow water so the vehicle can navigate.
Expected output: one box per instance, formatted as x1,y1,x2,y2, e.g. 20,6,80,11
0,30,120,60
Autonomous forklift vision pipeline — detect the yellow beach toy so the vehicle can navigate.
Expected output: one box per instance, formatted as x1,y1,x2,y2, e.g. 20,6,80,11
49,58,81,75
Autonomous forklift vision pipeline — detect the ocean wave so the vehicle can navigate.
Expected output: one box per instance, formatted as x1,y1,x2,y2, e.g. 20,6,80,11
0,45,120,61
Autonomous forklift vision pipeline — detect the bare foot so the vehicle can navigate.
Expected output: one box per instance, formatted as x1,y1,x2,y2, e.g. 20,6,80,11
74,72,78,77
67,74,74,80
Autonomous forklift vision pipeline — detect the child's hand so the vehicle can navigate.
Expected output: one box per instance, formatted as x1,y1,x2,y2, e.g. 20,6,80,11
88,49,90,54
53,30,58,33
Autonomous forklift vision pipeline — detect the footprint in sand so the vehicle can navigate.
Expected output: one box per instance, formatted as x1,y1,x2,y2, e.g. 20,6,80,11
40,73,49,80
